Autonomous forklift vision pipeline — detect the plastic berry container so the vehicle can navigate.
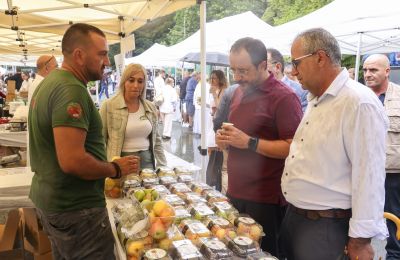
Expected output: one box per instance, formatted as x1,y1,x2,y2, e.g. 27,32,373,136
198,237,234,259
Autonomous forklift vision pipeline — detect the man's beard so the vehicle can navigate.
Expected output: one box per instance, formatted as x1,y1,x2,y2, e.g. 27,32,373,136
87,66,105,82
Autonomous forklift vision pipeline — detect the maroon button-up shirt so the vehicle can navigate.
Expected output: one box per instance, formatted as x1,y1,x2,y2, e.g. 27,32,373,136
227,73,302,205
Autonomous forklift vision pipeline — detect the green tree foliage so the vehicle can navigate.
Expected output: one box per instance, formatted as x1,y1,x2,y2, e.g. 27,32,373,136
262,0,333,25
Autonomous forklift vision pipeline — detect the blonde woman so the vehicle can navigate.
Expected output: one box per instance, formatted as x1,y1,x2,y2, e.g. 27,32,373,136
100,63,167,169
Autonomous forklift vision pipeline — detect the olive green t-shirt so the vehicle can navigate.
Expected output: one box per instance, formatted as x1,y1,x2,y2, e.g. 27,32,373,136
28,69,106,213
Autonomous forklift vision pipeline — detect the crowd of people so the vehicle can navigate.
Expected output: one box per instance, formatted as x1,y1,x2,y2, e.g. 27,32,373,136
1,21,395,260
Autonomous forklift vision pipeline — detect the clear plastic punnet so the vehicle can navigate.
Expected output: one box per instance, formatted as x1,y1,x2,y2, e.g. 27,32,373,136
227,236,260,257
234,215,264,243
171,239,204,260
211,200,240,223
198,237,234,259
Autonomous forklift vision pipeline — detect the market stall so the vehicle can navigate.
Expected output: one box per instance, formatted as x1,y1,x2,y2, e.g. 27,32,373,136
105,165,276,260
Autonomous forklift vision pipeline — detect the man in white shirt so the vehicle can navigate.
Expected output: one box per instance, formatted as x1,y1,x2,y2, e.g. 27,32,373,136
153,69,165,98
29,55,58,103
363,54,400,260
281,28,388,260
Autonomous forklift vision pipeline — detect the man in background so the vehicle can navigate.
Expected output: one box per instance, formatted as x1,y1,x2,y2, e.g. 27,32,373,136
6,67,23,91
29,55,58,103
363,54,400,260
179,70,190,126
267,48,308,112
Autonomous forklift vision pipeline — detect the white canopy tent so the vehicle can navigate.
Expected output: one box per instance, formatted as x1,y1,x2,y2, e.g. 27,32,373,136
131,11,273,67
169,11,273,55
266,0,400,76
0,0,196,64
125,43,192,68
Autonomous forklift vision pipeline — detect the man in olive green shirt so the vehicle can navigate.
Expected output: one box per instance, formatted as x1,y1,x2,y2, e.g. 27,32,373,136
28,23,139,259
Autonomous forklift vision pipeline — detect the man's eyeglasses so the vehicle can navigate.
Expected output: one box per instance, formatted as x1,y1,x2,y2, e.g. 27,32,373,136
291,52,317,69
229,68,249,77
45,56,57,67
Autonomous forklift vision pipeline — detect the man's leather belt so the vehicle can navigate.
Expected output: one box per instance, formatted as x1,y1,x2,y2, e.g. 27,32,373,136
291,205,351,220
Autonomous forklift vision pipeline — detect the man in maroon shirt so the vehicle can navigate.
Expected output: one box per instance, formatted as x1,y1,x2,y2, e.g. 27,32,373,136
216,37,302,257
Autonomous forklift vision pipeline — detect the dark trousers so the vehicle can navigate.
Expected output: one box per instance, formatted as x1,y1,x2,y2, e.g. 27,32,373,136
280,205,349,260
206,150,223,191
385,173,400,260
36,207,115,260
228,195,286,257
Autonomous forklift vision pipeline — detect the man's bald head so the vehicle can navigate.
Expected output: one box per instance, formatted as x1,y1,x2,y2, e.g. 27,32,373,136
36,55,58,77
363,54,390,94
364,54,390,68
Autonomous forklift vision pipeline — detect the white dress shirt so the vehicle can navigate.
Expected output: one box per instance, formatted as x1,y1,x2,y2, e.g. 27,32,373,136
28,74,44,104
282,69,389,239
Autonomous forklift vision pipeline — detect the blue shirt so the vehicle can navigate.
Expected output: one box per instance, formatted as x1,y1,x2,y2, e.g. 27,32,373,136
185,76,197,101
282,76,308,112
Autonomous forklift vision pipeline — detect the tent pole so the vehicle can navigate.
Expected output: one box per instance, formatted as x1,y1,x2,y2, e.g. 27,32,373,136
199,0,207,182
354,32,363,82
119,17,126,70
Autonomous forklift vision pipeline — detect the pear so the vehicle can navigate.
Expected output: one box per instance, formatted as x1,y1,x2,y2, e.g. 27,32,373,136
151,189,159,201
134,189,145,202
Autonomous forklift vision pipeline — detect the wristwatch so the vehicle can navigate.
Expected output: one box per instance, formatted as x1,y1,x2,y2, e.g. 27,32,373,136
248,137,259,151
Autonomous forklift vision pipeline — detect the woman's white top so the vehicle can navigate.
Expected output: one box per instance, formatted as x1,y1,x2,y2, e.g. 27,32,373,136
19,78,33,92
122,103,152,152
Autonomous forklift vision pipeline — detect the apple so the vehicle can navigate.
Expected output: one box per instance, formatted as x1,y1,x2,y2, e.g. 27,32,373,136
227,230,237,239
109,187,121,198
153,200,168,216
249,225,262,241
215,229,226,240
159,207,175,227
126,240,144,257
149,219,167,240
158,238,172,250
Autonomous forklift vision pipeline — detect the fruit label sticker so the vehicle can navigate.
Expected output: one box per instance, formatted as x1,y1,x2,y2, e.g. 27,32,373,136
214,218,230,227
160,176,176,184
194,204,214,216
178,175,193,182
171,183,191,193
186,193,206,203
174,207,190,217
164,194,184,205
234,236,253,246
67,102,82,119
214,201,232,211
189,222,209,234
173,240,202,258
153,185,170,194
145,248,167,259
205,240,226,251
238,217,256,225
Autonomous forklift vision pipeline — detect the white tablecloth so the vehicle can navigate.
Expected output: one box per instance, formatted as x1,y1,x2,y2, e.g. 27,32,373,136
0,130,27,147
